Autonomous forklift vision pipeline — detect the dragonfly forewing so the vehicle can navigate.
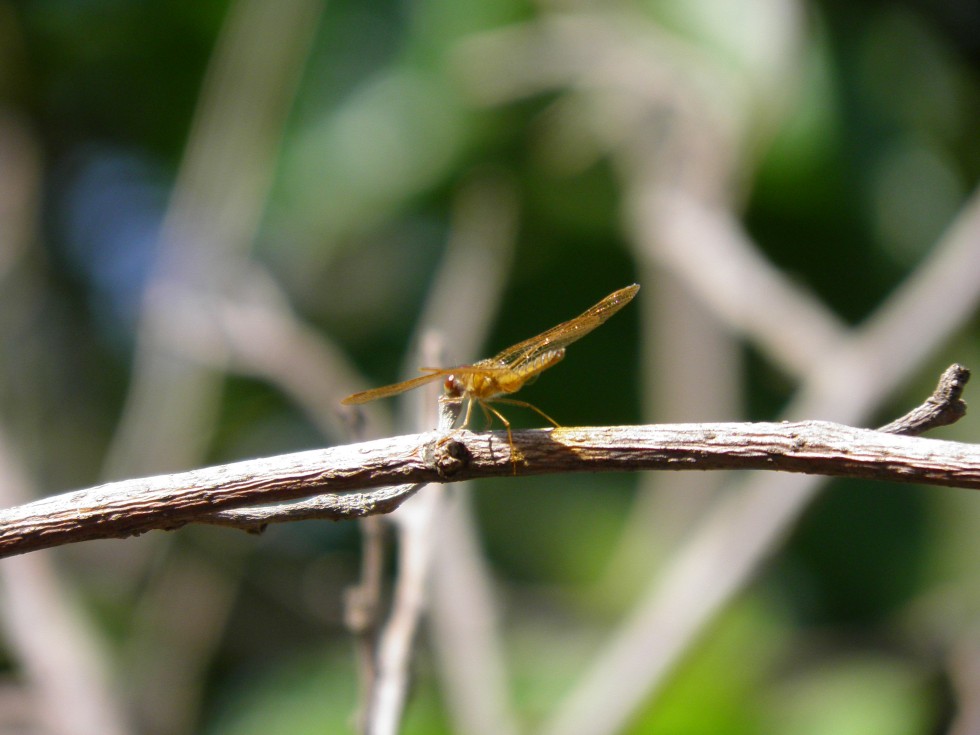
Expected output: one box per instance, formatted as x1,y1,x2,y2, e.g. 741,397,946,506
490,284,639,368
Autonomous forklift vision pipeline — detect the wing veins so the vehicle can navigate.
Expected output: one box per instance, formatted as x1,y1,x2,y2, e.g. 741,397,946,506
489,284,639,368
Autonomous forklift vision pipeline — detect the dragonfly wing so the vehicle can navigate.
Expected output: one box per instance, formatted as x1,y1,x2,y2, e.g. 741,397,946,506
421,364,513,377
341,370,450,405
490,284,639,368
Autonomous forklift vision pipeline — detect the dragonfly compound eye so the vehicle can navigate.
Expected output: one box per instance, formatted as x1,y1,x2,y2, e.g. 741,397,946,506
443,375,464,398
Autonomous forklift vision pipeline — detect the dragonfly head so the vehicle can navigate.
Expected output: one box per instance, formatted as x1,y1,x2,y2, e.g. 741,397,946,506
443,374,464,398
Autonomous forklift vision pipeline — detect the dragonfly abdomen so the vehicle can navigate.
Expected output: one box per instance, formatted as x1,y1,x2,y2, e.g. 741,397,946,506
497,348,566,394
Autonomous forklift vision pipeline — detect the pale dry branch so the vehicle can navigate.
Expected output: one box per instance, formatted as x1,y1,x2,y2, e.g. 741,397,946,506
0,426,130,735
98,8,324,730
405,172,519,373
207,265,396,441
0,113,130,735
377,175,520,735
949,633,980,735
0,365,973,561
0,113,40,278
0,423,975,558
629,189,847,374
545,186,980,735
103,0,321,479
361,341,461,735
428,493,521,735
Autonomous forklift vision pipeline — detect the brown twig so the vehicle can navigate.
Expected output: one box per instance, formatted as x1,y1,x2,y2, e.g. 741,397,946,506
0,363,973,560
200,364,970,534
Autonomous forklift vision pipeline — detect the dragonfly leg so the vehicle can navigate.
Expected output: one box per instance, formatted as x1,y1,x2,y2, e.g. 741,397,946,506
462,397,475,429
491,397,561,428
478,400,521,474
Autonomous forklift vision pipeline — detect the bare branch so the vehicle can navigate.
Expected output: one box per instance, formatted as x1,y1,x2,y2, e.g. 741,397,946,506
0,416,976,560
0,365,970,561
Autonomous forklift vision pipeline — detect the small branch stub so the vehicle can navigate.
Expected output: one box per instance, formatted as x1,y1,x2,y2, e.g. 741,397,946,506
431,437,470,479
877,363,969,436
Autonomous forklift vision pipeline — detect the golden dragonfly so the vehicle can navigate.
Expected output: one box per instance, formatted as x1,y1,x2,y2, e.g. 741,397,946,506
342,284,639,466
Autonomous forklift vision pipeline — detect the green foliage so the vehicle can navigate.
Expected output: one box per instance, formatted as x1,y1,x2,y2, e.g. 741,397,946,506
207,651,448,735
762,656,938,735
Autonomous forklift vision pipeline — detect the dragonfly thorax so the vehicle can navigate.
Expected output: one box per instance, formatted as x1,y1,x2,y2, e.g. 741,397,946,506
455,371,505,400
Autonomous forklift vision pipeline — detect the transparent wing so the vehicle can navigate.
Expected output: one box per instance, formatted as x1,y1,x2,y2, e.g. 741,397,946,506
488,284,639,369
341,371,450,405
418,365,512,377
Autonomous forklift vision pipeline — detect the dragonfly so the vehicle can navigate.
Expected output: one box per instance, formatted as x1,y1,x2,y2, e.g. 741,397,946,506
342,284,640,467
